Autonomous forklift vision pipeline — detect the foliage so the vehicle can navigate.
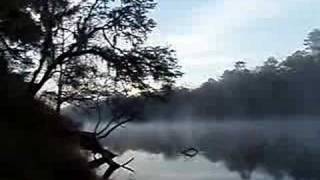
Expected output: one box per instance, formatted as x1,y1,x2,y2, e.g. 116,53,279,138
113,29,320,121
0,0,182,112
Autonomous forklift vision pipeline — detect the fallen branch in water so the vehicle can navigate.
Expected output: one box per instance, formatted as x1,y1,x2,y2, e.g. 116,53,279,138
180,147,199,158
80,131,135,180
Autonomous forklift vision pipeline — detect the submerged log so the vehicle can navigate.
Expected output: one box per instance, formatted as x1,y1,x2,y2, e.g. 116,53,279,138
79,131,134,179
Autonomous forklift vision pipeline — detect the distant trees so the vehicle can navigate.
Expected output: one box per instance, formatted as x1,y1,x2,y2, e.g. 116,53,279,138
305,29,320,55
121,29,320,121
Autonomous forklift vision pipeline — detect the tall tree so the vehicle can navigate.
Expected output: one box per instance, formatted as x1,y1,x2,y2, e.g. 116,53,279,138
305,29,320,56
1,0,182,111
1,1,183,179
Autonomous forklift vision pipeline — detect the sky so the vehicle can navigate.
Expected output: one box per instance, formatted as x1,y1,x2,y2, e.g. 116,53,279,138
148,0,320,87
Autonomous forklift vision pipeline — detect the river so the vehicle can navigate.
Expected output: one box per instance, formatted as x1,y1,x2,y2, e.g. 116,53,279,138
85,119,320,180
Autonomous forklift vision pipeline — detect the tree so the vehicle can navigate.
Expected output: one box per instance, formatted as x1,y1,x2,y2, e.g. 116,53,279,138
234,61,247,72
305,29,320,56
0,0,41,44
1,0,183,179
1,0,182,112
260,57,279,73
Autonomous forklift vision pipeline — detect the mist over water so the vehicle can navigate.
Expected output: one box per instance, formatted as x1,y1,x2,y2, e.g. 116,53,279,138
85,119,320,180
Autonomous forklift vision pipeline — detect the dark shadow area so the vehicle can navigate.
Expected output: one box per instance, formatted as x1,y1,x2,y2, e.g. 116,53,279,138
0,74,97,180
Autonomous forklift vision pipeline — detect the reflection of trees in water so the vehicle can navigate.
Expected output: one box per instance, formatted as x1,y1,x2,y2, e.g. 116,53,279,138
101,122,320,180
219,137,320,180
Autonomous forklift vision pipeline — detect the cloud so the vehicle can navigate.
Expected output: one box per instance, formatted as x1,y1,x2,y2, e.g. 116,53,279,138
165,0,282,85
151,0,320,86
171,0,284,58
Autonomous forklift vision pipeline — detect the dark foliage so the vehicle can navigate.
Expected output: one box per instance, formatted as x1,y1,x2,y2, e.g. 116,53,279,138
0,0,182,112
0,74,97,180
100,29,320,121
0,0,182,179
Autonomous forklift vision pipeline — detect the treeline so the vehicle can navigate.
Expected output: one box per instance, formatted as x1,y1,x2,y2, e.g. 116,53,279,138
133,29,320,120
68,29,320,121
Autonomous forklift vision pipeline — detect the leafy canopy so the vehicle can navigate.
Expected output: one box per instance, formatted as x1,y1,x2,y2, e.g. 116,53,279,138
0,0,182,108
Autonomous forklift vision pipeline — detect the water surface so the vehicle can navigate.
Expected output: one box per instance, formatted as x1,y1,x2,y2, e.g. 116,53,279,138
87,119,320,180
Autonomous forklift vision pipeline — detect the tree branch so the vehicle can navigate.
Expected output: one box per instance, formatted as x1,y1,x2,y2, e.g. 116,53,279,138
98,116,134,139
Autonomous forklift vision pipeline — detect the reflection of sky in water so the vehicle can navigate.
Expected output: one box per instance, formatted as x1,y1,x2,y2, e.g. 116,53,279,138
87,120,320,180
110,150,282,180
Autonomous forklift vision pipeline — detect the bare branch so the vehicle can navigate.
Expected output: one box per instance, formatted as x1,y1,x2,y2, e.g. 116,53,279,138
98,116,134,139
96,112,125,136
121,157,134,167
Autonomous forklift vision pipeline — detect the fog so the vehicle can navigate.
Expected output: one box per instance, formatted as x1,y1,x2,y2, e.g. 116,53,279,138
83,119,320,180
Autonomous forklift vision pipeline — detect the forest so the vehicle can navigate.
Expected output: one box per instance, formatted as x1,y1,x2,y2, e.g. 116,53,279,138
88,29,320,121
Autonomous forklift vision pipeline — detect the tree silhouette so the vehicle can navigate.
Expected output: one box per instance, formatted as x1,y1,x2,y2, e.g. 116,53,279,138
120,29,320,121
305,29,320,55
1,0,182,179
1,0,182,111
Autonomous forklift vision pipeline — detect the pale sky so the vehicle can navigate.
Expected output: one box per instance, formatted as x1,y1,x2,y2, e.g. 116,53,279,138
148,0,320,87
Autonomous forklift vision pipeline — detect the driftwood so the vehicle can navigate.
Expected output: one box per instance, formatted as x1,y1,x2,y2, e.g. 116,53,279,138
180,147,199,158
79,112,135,180
79,131,135,179
77,99,199,179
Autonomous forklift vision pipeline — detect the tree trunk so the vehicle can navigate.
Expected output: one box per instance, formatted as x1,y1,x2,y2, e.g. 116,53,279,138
56,65,64,114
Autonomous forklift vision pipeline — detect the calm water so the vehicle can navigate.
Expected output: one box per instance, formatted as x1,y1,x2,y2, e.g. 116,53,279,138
86,119,320,180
